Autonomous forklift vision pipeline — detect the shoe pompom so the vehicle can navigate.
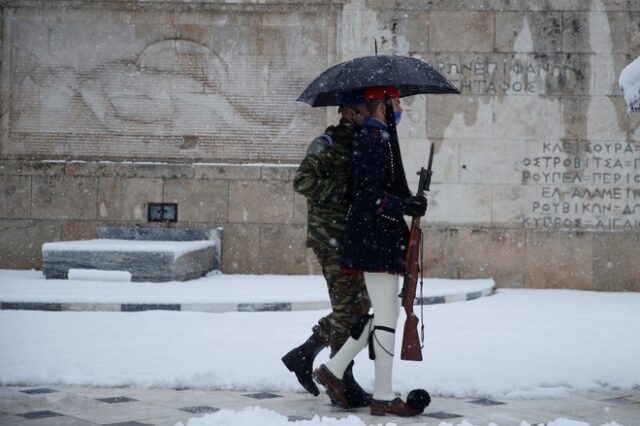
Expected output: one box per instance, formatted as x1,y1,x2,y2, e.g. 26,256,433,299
406,388,431,412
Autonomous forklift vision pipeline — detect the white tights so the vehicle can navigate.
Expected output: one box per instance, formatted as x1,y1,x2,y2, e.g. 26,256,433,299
325,272,400,401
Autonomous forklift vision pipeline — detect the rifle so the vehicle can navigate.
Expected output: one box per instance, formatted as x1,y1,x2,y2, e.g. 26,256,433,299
400,143,435,361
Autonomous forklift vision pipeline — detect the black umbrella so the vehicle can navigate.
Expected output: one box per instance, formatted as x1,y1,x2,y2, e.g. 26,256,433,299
297,55,460,107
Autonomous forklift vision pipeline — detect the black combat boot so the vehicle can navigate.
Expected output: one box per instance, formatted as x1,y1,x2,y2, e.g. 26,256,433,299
343,361,372,407
281,333,326,396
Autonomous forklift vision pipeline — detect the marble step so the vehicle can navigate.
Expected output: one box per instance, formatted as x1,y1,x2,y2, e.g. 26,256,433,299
42,239,217,282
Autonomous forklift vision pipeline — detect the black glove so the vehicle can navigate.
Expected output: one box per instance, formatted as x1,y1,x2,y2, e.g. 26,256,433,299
404,196,427,217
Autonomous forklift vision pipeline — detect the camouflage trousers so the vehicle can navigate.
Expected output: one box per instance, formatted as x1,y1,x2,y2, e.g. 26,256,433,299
311,245,371,354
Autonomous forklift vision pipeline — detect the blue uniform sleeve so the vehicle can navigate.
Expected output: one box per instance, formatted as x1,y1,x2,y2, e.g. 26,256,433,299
351,132,406,221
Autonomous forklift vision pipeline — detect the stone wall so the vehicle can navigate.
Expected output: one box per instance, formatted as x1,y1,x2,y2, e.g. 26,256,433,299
0,161,315,275
1,0,639,290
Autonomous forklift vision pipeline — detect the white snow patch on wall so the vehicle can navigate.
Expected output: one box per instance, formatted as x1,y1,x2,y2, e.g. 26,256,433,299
619,56,640,112
588,0,623,140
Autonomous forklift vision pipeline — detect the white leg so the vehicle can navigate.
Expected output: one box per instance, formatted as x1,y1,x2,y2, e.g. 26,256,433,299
324,271,400,398
325,319,372,378
365,272,400,401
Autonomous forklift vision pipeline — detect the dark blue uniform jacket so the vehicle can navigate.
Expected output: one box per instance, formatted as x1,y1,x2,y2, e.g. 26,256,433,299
340,118,410,275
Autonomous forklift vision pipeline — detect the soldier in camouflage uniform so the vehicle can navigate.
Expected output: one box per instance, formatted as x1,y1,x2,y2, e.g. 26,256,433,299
281,91,372,407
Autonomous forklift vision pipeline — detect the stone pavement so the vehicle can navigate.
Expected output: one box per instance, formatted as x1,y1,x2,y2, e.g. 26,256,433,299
1,385,639,426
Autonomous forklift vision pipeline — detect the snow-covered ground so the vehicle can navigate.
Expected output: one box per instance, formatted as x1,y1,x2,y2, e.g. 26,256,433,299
0,270,638,426
174,407,624,426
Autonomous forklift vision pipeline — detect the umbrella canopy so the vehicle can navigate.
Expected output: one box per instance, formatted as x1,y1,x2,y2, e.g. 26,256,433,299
297,55,460,107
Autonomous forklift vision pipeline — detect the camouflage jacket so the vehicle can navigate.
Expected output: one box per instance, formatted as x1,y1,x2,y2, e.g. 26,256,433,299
294,119,358,253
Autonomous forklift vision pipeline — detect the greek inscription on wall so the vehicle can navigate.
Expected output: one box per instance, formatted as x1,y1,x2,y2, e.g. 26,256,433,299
521,142,640,230
432,54,588,95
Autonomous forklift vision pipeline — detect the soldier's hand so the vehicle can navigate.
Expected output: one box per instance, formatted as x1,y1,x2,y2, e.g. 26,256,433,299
404,196,427,217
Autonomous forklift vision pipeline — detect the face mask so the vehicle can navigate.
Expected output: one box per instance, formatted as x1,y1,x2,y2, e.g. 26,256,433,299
394,111,402,125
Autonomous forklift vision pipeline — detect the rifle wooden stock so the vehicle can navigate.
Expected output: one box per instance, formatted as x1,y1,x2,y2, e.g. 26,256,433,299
400,145,434,362
401,314,421,360
400,216,423,361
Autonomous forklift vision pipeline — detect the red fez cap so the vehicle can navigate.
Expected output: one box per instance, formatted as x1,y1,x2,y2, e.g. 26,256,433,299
364,85,401,101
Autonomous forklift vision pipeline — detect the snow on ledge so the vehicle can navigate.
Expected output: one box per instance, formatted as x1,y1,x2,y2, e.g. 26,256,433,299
619,56,640,112
36,159,298,168
42,239,215,259
0,270,495,305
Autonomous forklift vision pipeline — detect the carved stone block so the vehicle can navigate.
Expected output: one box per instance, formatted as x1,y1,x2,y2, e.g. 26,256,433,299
423,226,458,279
631,12,640,56
459,139,526,185
163,178,228,223
0,176,31,219
494,96,562,140
429,11,494,53
62,221,104,241
491,185,541,228
97,177,163,221
524,230,593,289
584,96,628,141
222,223,260,274
292,192,308,225
32,176,98,220
0,220,61,269
563,12,629,54
194,165,261,180
426,95,494,140
496,12,562,53
457,227,526,287
592,232,640,291
428,184,492,225
525,53,591,96
228,180,294,224
259,224,308,274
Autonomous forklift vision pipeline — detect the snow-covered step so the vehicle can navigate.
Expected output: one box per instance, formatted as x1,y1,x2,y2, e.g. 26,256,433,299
42,239,217,282
0,271,495,312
